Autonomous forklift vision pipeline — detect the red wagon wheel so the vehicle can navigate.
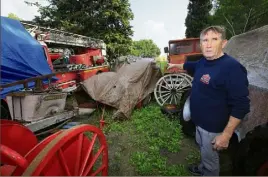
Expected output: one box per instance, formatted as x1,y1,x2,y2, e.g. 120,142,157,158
0,144,28,175
0,119,21,125
0,130,63,176
11,130,63,176
0,123,38,157
22,124,108,176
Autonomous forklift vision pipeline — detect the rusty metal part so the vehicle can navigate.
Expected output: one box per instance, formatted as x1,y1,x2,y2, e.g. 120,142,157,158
22,124,108,176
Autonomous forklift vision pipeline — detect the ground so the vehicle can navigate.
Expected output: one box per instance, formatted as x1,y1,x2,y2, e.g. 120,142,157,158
33,84,233,176
75,102,199,175
71,101,231,176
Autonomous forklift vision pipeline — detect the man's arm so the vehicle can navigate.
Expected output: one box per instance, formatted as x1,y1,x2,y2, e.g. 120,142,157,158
212,63,250,151
222,116,241,139
167,61,199,72
167,63,184,70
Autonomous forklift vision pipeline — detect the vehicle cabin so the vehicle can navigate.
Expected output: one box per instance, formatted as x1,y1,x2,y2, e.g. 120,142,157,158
164,38,203,74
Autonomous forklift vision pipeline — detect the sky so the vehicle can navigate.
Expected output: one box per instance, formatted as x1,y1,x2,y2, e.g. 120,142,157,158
1,0,189,56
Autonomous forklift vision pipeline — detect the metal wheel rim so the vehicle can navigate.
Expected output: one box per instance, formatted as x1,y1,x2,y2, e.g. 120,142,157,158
154,73,193,106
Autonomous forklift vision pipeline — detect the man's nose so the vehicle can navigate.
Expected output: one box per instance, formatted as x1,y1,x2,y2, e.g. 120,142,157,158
206,40,212,48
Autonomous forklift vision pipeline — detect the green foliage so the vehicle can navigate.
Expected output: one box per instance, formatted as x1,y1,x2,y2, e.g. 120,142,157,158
29,0,134,63
185,0,213,38
130,39,161,58
156,60,168,75
7,13,22,20
103,103,190,175
211,0,268,39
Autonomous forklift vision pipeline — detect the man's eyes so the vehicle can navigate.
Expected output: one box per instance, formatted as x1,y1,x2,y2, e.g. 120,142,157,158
202,38,218,42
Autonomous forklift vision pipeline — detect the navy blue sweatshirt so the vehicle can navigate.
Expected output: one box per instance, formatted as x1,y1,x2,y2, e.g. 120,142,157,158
183,53,250,133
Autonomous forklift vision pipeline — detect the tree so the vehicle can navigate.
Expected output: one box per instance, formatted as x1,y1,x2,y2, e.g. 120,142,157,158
7,13,22,20
27,0,134,63
130,39,161,58
185,0,213,38
211,0,268,38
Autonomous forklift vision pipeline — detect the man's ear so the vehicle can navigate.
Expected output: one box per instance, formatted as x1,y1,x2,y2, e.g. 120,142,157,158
222,39,228,48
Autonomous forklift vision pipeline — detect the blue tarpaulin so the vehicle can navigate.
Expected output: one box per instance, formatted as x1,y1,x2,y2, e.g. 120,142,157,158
1,16,56,99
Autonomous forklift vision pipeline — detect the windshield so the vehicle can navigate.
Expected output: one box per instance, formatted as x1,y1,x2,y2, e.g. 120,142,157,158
169,41,197,55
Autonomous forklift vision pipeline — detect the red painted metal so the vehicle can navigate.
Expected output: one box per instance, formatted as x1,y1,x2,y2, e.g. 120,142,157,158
99,107,106,129
0,119,21,125
0,123,108,176
49,53,62,60
0,123,38,157
0,130,62,176
86,49,102,57
55,72,77,83
12,130,63,176
22,124,108,176
166,38,202,74
69,54,94,67
257,160,268,176
0,144,28,169
95,57,105,65
78,67,109,81
0,165,16,176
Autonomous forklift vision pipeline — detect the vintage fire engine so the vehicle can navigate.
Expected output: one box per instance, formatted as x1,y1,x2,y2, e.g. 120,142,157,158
0,16,109,176
1,18,110,131
21,22,109,93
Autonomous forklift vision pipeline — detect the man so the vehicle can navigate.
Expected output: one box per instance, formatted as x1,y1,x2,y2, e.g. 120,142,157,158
168,26,250,176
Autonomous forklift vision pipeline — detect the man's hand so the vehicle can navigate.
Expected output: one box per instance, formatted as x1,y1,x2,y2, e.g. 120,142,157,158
211,133,231,151
212,116,241,151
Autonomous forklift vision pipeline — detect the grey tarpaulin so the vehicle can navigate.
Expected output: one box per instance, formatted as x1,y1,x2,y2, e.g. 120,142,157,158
224,25,268,139
80,60,162,119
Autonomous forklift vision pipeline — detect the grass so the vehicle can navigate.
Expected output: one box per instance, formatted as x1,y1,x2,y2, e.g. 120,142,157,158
79,102,200,176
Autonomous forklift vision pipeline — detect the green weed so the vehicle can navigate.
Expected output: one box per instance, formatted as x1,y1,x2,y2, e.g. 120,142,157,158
81,102,199,176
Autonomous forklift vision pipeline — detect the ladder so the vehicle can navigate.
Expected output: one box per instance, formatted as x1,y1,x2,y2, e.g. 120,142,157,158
21,22,105,49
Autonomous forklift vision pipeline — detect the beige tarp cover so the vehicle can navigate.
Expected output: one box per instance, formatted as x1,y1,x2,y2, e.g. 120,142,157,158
81,60,161,119
224,25,268,138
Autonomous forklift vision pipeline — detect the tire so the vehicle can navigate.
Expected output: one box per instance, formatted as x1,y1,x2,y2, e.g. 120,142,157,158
1,100,11,120
232,123,268,176
179,90,196,137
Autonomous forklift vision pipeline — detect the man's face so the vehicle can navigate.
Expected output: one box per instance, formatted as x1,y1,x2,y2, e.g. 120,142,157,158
200,30,227,60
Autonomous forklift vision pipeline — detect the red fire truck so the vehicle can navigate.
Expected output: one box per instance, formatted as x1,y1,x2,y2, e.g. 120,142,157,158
1,17,109,132
21,22,109,93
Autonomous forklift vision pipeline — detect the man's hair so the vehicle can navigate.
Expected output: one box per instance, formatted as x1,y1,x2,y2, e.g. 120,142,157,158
200,25,226,40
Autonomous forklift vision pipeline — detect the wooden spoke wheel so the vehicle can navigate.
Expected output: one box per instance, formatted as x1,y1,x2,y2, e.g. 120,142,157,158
154,73,193,106
22,124,108,176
